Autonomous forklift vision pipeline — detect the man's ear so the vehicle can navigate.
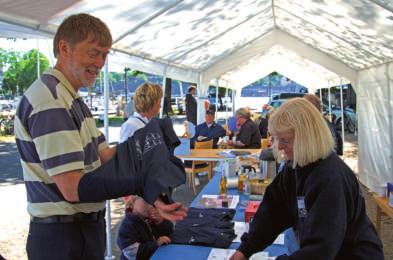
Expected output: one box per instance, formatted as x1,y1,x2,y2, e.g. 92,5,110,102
57,40,72,58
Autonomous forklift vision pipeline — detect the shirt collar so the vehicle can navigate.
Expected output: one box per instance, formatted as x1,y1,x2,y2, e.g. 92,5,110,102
44,68,80,99
133,112,149,123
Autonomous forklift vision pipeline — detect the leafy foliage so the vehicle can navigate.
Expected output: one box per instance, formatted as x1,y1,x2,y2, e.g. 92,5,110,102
1,49,49,95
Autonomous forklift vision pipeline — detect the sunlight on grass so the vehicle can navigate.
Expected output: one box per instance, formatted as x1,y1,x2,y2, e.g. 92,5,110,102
0,135,15,143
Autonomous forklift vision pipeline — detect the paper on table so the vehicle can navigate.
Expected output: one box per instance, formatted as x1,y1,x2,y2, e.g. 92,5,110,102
273,234,285,245
250,251,271,260
234,221,249,242
233,222,284,244
198,195,239,209
207,248,236,260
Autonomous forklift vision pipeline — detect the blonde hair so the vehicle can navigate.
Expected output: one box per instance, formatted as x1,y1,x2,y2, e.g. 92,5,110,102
303,94,322,112
235,107,251,119
134,82,163,113
53,13,112,57
268,98,334,167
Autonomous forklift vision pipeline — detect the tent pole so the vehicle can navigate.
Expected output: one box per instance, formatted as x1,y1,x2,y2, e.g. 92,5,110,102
103,59,114,260
103,60,113,260
160,67,167,118
179,81,184,98
232,90,236,114
225,87,229,123
340,78,345,153
36,39,40,78
386,63,393,177
328,80,332,122
215,79,219,118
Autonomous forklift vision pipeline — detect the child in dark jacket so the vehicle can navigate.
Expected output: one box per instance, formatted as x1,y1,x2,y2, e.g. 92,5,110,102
117,196,173,260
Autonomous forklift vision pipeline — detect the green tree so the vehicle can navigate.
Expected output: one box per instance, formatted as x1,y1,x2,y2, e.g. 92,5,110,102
128,69,147,80
2,49,49,96
18,50,49,93
2,50,22,95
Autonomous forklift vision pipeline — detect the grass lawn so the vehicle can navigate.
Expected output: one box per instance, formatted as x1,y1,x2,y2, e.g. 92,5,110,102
95,115,125,127
0,135,15,142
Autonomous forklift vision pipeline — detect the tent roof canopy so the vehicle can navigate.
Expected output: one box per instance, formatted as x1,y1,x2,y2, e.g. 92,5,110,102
1,0,393,90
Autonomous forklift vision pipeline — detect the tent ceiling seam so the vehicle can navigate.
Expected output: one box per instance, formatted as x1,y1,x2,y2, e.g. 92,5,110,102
368,0,393,14
0,17,54,37
361,59,393,70
201,29,275,72
169,4,272,63
275,5,386,62
272,0,277,27
111,47,199,73
275,27,359,76
113,0,184,44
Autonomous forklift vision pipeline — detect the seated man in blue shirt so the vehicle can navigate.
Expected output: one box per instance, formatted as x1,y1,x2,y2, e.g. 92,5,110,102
191,110,225,148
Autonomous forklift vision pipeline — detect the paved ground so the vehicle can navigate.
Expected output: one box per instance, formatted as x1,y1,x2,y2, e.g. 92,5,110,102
0,132,392,260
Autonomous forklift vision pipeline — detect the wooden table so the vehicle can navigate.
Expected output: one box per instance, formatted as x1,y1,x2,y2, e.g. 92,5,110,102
373,195,393,235
177,148,261,162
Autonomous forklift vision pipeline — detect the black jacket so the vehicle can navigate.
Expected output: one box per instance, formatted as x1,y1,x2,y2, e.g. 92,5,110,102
237,119,261,148
117,213,173,260
185,93,197,125
238,153,383,260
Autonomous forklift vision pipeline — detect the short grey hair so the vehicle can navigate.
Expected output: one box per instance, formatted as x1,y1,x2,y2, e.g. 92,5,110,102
235,108,251,119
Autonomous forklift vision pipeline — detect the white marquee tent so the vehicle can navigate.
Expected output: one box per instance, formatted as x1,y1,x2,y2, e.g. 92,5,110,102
1,0,393,251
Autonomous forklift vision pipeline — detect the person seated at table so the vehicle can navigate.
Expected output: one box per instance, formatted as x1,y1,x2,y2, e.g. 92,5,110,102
191,109,226,148
119,82,163,143
117,196,174,260
230,98,383,260
227,108,261,149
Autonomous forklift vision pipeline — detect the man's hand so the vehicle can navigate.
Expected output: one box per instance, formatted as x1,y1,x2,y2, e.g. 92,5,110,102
154,198,187,221
230,250,246,260
157,236,171,246
149,207,164,224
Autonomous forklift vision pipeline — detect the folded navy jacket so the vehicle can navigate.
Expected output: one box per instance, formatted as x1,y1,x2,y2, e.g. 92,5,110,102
186,207,236,221
78,118,186,205
170,208,237,248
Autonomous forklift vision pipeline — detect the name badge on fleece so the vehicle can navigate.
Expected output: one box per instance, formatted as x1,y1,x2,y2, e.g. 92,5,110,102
297,196,308,220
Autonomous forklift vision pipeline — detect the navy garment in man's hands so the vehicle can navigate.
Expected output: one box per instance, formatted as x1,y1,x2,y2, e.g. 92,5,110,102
78,118,186,205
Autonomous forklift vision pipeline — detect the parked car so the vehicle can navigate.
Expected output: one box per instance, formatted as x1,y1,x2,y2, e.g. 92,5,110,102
323,105,357,133
267,92,305,109
171,96,185,114
208,95,225,111
271,92,305,100
267,96,357,134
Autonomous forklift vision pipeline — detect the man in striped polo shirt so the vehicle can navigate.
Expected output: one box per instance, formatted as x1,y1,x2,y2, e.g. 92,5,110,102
14,13,186,260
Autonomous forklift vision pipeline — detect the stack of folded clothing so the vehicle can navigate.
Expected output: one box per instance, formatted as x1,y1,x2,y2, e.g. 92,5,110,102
170,207,236,248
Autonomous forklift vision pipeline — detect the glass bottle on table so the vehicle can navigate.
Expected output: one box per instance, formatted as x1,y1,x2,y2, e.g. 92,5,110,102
219,160,228,195
238,169,245,192
219,173,227,195
243,169,250,196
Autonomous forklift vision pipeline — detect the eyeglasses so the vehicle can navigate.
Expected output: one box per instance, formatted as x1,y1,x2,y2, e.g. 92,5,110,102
272,135,293,146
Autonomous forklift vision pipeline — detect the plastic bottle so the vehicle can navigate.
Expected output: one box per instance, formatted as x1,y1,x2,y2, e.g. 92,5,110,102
243,169,250,195
219,173,227,195
237,169,244,192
